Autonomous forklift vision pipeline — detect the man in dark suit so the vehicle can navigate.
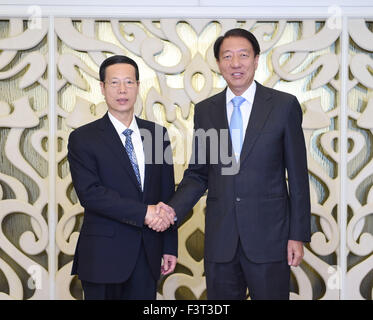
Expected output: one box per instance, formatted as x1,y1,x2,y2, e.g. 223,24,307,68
67,55,177,300
165,28,311,300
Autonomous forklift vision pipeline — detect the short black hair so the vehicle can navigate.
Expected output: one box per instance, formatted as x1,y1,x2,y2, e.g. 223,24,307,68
213,28,261,61
99,55,139,82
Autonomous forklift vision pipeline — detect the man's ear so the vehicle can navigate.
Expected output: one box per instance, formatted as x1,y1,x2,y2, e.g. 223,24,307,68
254,55,259,70
216,58,222,73
100,81,105,95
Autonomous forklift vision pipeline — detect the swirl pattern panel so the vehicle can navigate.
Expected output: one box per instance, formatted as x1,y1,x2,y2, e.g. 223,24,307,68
0,18,372,300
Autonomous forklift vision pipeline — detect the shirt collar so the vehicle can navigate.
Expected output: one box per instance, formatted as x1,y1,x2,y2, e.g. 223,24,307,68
108,111,138,136
226,80,257,105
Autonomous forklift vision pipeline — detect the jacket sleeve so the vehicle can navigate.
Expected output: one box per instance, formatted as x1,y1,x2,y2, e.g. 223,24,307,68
168,106,209,225
67,130,147,227
284,96,311,242
161,128,178,256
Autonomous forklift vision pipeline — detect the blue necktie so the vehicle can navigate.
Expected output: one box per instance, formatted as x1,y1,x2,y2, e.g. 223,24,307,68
230,96,245,159
123,129,142,189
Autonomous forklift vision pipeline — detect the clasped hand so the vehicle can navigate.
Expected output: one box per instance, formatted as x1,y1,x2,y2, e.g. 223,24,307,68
145,202,176,232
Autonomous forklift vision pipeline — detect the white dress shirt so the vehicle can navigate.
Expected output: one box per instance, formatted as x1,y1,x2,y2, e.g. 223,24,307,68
226,81,257,143
108,112,145,191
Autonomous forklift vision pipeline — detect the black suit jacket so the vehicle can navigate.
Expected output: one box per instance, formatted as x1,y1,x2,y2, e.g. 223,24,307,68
67,113,177,283
169,82,311,263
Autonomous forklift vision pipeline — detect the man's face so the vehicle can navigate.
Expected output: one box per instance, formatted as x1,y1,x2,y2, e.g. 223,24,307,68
217,36,259,96
100,63,139,117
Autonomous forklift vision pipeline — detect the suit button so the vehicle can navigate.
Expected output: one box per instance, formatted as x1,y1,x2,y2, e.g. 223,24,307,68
236,197,241,202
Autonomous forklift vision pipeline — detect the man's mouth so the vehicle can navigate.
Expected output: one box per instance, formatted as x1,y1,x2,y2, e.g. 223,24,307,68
231,72,244,78
117,98,128,104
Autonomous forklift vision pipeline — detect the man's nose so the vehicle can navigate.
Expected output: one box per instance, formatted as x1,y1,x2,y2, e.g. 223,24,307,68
231,54,241,67
118,81,127,92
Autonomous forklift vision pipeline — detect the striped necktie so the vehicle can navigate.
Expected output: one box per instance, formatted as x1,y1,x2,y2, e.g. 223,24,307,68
123,129,141,189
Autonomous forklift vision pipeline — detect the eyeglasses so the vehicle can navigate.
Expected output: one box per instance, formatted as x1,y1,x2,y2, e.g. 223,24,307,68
104,78,138,89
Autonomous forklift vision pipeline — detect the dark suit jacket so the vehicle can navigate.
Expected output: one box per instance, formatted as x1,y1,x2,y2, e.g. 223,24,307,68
67,113,177,283
169,81,310,264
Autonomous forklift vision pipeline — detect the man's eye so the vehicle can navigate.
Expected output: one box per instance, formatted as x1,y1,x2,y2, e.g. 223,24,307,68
111,81,119,85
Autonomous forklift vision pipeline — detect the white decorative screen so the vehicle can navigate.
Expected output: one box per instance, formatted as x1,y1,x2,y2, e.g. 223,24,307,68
0,18,372,300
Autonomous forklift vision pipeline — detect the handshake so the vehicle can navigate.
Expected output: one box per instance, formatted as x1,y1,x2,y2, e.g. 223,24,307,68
145,202,176,232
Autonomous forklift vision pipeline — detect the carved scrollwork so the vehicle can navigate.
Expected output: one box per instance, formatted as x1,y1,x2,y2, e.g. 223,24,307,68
0,18,372,300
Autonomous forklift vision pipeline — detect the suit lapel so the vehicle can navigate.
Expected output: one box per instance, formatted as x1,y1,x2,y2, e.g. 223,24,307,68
136,117,153,200
239,82,274,165
207,89,236,164
208,89,229,131
97,113,142,193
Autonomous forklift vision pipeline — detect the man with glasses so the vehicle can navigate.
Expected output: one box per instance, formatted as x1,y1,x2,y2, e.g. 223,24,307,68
67,55,177,300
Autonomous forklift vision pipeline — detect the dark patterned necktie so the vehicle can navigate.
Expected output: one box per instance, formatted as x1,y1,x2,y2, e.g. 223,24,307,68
123,129,141,189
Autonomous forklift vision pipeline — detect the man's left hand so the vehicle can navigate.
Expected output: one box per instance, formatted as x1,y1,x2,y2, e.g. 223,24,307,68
161,254,177,275
287,240,304,267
